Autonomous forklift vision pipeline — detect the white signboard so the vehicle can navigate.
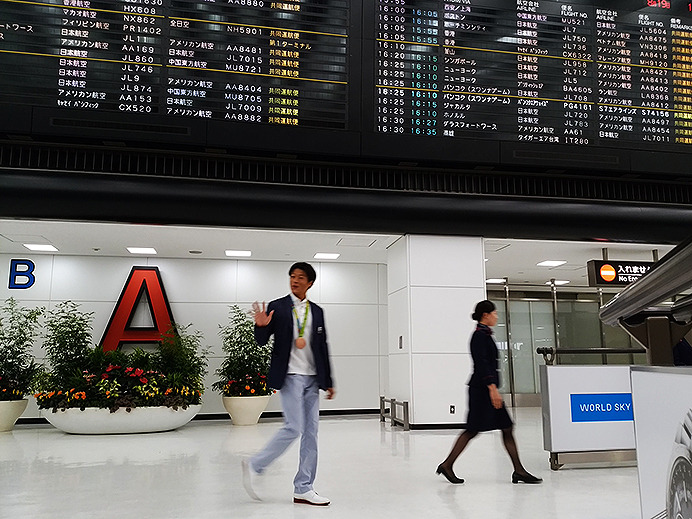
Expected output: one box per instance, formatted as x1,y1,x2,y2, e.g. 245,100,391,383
631,366,692,519
540,365,635,453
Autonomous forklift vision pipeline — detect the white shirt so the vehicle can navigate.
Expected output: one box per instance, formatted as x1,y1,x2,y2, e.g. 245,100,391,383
287,293,316,376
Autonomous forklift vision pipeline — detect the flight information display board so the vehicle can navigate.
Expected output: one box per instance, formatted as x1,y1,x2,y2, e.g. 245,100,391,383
3,0,692,167
0,0,350,129
374,0,692,148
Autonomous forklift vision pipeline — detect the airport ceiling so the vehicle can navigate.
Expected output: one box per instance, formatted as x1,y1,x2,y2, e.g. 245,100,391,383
0,219,675,289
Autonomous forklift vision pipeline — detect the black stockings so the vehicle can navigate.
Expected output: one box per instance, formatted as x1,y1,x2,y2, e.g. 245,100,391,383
440,427,527,475
440,430,477,469
501,427,527,474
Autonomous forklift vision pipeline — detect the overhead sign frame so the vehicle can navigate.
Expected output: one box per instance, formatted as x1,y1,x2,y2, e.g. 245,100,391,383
587,260,653,287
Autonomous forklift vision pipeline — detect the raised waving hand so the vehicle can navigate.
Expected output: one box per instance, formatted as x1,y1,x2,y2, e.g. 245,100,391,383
251,301,274,327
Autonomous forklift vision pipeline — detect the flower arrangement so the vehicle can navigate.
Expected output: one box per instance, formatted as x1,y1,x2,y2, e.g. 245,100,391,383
212,305,274,397
35,301,209,413
0,298,44,401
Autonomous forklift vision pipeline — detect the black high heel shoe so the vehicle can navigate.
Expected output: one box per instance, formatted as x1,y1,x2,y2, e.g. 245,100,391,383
511,471,542,484
436,464,464,484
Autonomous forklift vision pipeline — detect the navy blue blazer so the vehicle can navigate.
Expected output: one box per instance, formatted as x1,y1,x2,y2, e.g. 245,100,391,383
254,294,334,391
467,324,500,388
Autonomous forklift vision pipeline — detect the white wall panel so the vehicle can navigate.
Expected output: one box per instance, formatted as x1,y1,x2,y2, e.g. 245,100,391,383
378,264,388,304
388,353,411,403
202,356,226,414
387,238,408,294
411,353,472,424
50,256,143,301
385,235,486,425
1,299,50,359
236,260,294,303
378,305,388,356
319,304,378,357
321,356,379,410
251,358,379,413
410,286,486,354
23,395,40,419
40,300,123,356
150,259,237,303
319,263,378,304
409,235,484,288
261,391,281,413
387,288,409,354
0,254,54,301
379,355,389,396
168,302,230,356
1,253,389,419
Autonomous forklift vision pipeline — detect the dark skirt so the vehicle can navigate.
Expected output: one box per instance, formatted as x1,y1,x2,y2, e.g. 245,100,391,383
465,385,513,432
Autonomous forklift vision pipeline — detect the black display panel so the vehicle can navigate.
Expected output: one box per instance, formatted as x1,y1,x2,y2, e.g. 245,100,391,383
0,0,359,154
2,0,692,172
368,0,692,163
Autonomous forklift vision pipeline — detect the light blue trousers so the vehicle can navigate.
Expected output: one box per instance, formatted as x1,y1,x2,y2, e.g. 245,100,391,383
250,374,320,493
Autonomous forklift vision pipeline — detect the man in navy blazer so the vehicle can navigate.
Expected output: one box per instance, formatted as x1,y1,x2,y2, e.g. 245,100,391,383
242,262,335,506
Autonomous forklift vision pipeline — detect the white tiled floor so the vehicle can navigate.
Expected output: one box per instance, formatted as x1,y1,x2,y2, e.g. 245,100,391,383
1,408,639,519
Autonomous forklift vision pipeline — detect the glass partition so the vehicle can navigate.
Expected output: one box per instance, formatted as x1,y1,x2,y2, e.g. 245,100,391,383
601,292,647,365
489,287,643,401
492,298,553,395
556,300,602,365
508,301,553,393
493,300,510,394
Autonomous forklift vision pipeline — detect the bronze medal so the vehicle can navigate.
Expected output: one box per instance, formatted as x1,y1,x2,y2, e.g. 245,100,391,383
292,300,310,350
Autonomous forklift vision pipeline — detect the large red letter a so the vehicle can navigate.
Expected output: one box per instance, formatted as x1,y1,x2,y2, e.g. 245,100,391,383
99,266,174,352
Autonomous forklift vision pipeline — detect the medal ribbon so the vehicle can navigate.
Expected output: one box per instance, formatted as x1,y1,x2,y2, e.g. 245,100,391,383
292,300,310,338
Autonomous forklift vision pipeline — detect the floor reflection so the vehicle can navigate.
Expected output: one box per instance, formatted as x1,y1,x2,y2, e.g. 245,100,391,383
1,409,638,519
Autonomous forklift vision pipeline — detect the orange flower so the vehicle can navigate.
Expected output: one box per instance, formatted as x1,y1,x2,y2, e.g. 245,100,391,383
251,389,255,394
245,385,250,390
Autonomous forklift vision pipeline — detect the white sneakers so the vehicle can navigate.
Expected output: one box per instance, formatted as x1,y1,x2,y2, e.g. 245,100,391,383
293,489,331,506
241,458,261,501
242,458,330,506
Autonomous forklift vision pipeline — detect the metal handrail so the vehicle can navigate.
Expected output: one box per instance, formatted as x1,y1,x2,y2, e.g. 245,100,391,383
536,346,646,365
379,396,410,431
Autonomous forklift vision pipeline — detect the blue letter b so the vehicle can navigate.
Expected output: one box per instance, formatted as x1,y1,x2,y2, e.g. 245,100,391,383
9,259,36,289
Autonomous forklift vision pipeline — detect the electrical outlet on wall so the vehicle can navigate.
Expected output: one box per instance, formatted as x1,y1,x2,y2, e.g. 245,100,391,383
449,405,455,414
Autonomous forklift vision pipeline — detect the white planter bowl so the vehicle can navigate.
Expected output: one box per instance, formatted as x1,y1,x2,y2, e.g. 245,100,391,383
222,395,271,425
0,399,28,432
43,405,202,435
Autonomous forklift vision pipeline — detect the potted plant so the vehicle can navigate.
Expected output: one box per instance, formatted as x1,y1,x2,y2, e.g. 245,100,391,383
35,301,209,434
0,298,44,431
212,305,274,425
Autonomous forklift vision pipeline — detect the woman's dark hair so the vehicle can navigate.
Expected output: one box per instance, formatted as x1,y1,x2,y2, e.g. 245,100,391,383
472,300,496,322
289,262,317,283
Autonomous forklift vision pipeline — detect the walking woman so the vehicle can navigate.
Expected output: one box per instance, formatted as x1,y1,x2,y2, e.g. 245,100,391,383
436,300,542,485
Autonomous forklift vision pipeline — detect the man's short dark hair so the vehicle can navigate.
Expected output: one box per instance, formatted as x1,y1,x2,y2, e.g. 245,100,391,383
289,262,317,283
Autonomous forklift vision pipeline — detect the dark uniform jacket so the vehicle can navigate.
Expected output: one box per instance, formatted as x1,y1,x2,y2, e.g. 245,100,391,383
254,294,334,391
